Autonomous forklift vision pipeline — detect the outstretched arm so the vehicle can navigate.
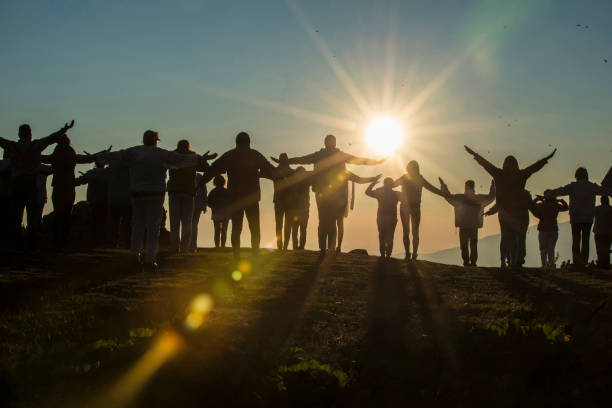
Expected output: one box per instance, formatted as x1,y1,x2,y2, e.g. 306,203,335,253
546,184,571,198
464,145,499,177
420,174,446,197
347,171,381,184
365,180,377,198
522,149,556,177
37,120,75,151
346,154,386,166
272,152,319,165
438,177,452,198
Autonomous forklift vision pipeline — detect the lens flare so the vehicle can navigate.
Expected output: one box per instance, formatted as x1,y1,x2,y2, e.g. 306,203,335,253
232,270,243,281
365,116,404,156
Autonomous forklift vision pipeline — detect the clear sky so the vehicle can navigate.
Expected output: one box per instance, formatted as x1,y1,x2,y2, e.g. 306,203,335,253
1,0,611,254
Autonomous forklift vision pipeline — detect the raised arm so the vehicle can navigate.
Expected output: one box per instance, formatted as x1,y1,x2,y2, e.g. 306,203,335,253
522,149,556,177
365,180,378,198
37,120,75,151
437,177,452,199
272,151,319,165
346,154,385,166
464,145,499,177
546,183,571,198
420,173,446,197
346,171,381,184
557,198,569,212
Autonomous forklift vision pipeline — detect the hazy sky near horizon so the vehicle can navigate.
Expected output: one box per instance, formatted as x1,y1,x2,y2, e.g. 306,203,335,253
1,0,611,254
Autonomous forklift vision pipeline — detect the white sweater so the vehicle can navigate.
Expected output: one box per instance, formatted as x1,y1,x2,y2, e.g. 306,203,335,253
97,145,199,194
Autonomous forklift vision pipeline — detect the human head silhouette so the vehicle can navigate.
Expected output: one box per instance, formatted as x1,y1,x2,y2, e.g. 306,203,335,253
575,167,588,181
278,153,288,165
502,155,519,171
177,139,190,153
213,175,226,187
18,124,32,142
383,177,394,188
236,132,250,147
324,134,336,149
464,180,475,193
143,130,160,146
295,166,306,173
406,160,419,175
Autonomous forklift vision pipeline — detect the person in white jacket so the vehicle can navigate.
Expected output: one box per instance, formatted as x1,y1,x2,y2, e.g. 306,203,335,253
95,130,216,267
547,167,612,266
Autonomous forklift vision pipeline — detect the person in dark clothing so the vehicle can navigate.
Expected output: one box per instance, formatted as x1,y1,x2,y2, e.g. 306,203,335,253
335,170,381,253
277,134,384,257
529,192,568,268
190,173,208,251
546,167,612,267
41,135,96,249
465,146,556,268
393,160,446,261
284,167,312,250
75,161,109,246
207,175,230,248
107,158,132,248
203,132,275,258
594,195,612,269
0,121,74,250
439,179,496,266
167,140,210,253
366,177,402,258
269,153,296,250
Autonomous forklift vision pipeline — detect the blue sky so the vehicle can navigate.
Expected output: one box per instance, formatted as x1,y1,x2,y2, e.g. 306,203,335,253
2,0,611,255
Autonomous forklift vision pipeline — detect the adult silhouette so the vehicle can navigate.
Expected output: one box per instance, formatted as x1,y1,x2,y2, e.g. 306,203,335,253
465,146,556,268
75,161,109,246
278,134,384,256
546,167,612,266
95,130,216,268
0,121,74,250
269,153,296,250
203,132,275,259
167,140,207,253
41,135,97,248
284,166,313,250
365,177,402,258
392,160,445,260
106,157,132,248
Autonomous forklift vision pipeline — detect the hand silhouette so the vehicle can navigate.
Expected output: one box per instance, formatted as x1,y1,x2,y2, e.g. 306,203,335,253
545,148,557,160
61,120,75,133
202,151,217,161
464,145,476,156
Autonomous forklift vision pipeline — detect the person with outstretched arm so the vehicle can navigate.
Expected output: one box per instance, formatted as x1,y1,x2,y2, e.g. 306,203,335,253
0,120,74,250
465,146,556,268
276,134,384,258
439,178,496,266
189,172,208,252
593,196,612,269
283,166,313,250
529,192,568,268
268,153,296,251
202,132,275,259
95,130,216,268
75,161,109,246
365,177,402,258
545,167,612,267
392,160,446,261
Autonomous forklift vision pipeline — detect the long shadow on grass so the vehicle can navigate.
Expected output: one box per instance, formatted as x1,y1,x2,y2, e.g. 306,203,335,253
139,255,326,407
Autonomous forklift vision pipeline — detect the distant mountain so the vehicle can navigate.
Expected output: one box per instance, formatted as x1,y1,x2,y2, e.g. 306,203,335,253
420,222,596,267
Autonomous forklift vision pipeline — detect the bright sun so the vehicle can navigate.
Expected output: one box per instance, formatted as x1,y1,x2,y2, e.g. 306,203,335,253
365,116,404,156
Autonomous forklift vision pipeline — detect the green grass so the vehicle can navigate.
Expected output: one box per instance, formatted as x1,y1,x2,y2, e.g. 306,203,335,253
1,249,612,407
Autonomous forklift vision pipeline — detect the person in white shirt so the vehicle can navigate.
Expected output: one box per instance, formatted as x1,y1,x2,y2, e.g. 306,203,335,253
95,130,216,268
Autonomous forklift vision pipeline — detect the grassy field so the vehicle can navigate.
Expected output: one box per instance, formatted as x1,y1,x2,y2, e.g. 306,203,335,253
1,249,612,407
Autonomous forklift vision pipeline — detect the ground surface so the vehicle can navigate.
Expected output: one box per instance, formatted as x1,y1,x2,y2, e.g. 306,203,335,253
1,249,612,407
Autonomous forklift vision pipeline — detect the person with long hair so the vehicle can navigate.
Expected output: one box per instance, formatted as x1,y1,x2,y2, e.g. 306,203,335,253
464,146,556,268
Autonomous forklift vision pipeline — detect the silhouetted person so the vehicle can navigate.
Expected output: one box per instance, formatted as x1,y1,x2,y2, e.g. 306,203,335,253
107,158,131,248
465,146,556,268
393,160,445,261
35,164,53,239
189,172,207,251
269,153,296,250
207,175,230,248
167,140,208,253
0,121,73,250
278,134,384,256
203,132,274,258
547,167,612,266
366,177,402,258
284,166,312,250
95,130,214,268
41,134,95,249
594,196,612,269
75,161,109,246
336,171,381,253
439,179,495,266
529,192,568,268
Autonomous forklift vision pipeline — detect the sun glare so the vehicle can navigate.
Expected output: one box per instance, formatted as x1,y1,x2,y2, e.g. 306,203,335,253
365,116,404,156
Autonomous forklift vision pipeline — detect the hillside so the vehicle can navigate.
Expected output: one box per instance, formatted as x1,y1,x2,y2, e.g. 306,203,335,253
1,249,612,407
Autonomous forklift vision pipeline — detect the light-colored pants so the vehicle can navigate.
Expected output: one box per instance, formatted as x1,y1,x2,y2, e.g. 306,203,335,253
169,193,195,252
131,194,165,264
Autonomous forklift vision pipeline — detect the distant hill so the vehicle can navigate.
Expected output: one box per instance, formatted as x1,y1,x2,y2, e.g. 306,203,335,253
421,222,596,267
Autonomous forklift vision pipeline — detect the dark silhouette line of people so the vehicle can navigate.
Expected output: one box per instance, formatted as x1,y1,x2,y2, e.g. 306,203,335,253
439,179,496,266
203,132,275,259
366,177,402,258
95,130,216,268
529,192,568,268
546,167,612,266
393,160,445,260
276,134,384,258
465,146,556,268
207,175,230,248
0,121,74,250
